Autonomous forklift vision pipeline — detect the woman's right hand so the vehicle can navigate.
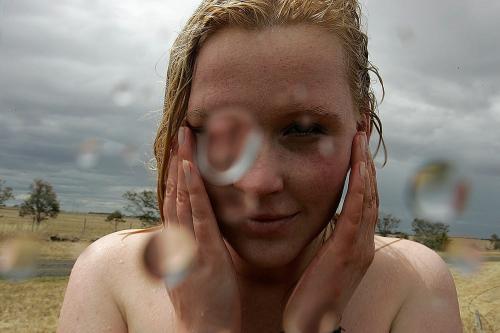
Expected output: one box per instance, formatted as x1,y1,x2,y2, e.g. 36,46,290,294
163,126,241,333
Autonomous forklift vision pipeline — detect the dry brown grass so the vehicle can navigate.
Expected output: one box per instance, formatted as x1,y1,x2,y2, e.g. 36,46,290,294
0,277,68,333
0,207,156,260
451,262,500,333
0,207,151,242
1,208,499,332
1,265,498,332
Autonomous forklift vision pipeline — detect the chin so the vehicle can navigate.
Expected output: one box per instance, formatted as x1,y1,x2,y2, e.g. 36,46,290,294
227,236,306,269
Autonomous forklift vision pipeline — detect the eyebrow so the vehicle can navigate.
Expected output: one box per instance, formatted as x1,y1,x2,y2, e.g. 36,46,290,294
282,104,344,124
187,104,344,124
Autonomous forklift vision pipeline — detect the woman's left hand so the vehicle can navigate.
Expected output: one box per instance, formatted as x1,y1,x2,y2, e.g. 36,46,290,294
282,131,379,333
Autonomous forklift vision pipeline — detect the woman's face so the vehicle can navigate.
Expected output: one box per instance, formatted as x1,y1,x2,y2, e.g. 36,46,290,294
186,24,359,268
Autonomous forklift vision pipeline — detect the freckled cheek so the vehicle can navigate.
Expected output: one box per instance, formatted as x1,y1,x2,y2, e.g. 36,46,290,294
286,148,350,207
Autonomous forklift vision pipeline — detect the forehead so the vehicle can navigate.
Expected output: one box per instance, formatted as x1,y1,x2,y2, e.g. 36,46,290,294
187,24,354,121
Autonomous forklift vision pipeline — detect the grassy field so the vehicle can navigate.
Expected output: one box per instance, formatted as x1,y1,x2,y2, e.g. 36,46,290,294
1,207,499,332
0,277,68,333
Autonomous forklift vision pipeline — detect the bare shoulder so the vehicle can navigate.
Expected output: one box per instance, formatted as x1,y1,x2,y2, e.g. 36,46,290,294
373,235,457,290
58,228,162,333
372,236,462,332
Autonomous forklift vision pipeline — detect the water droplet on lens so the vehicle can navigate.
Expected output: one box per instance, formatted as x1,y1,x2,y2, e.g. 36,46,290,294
290,83,309,104
318,137,335,157
0,236,39,281
407,160,470,223
217,191,259,224
112,81,134,107
76,138,101,169
143,226,197,289
101,140,124,156
197,109,263,186
121,144,140,166
318,310,340,333
446,240,483,277
76,153,99,169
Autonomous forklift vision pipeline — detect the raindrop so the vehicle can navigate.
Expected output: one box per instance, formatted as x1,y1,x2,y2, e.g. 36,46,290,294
446,240,483,277
76,153,98,169
396,25,416,44
216,191,259,224
196,109,263,186
76,138,101,169
318,137,336,157
0,236,39,281
112,81,134,107
121,144,140,166
143,226,197,289
318,310,341,333
407,160,470,223
101,140,124,156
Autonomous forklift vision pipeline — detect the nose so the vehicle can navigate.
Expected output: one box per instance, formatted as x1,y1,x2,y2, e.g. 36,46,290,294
232,141,284,196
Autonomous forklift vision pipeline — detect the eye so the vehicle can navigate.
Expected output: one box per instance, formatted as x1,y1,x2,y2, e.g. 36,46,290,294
186,124,205,135
282,122,327,137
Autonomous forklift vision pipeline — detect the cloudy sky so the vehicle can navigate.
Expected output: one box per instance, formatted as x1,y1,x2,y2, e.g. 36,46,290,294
0,0,498,238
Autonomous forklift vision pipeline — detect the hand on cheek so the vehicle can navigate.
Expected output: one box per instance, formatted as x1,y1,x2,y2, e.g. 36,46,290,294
282,131,379,333
161,126,242,333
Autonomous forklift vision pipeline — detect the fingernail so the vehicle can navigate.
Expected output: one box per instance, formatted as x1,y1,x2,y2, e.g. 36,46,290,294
182,160,191,184
178,127,185,146
360,161,366,178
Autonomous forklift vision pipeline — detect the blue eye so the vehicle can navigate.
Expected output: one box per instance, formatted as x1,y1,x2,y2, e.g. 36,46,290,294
283,122,326,137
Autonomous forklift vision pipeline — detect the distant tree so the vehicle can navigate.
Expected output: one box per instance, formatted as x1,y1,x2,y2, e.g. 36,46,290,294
490,234,500,250
376,213,401,236
412,218,449,251
392,232,409,240
0,179,15,207
19,179,60,231
106,210,126,231
123,190,160,227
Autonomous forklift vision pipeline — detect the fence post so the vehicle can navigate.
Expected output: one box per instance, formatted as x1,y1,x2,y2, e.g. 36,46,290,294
81,217,87,236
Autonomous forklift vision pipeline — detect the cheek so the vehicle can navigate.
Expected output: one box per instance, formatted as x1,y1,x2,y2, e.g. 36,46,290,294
285,140,351,210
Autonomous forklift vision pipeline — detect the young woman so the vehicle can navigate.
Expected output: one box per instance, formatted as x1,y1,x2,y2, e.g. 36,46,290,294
58,1,462,332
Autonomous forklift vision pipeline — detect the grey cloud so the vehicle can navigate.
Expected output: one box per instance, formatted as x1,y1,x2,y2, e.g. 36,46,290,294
0,0,498,237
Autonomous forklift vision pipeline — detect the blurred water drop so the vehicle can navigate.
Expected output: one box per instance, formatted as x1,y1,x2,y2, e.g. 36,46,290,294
446,240,483,277
318,310,340,333
318,137,336,157
112,81,134,107
217,191,259,224
101,140,124,156
197,109,263,186
76,138,101,169
396,25,416,45
290,83,309,104
143,226,197,289
0,236,39,281
121,144,140,166
407,160,470,223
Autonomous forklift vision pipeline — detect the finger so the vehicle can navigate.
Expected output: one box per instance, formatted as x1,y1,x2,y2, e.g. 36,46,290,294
362,134,373,213
164,149,179,226
176,126,194,234
332,132,366,243
369,151,380,209
182,159,225,250
361,145,377,245
368,152,379,231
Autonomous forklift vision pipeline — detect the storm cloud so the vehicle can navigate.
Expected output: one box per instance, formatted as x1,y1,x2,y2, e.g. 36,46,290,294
0,0,498,237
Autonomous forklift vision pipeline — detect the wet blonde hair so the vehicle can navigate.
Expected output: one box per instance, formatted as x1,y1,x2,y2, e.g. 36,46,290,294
154,0,386,224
